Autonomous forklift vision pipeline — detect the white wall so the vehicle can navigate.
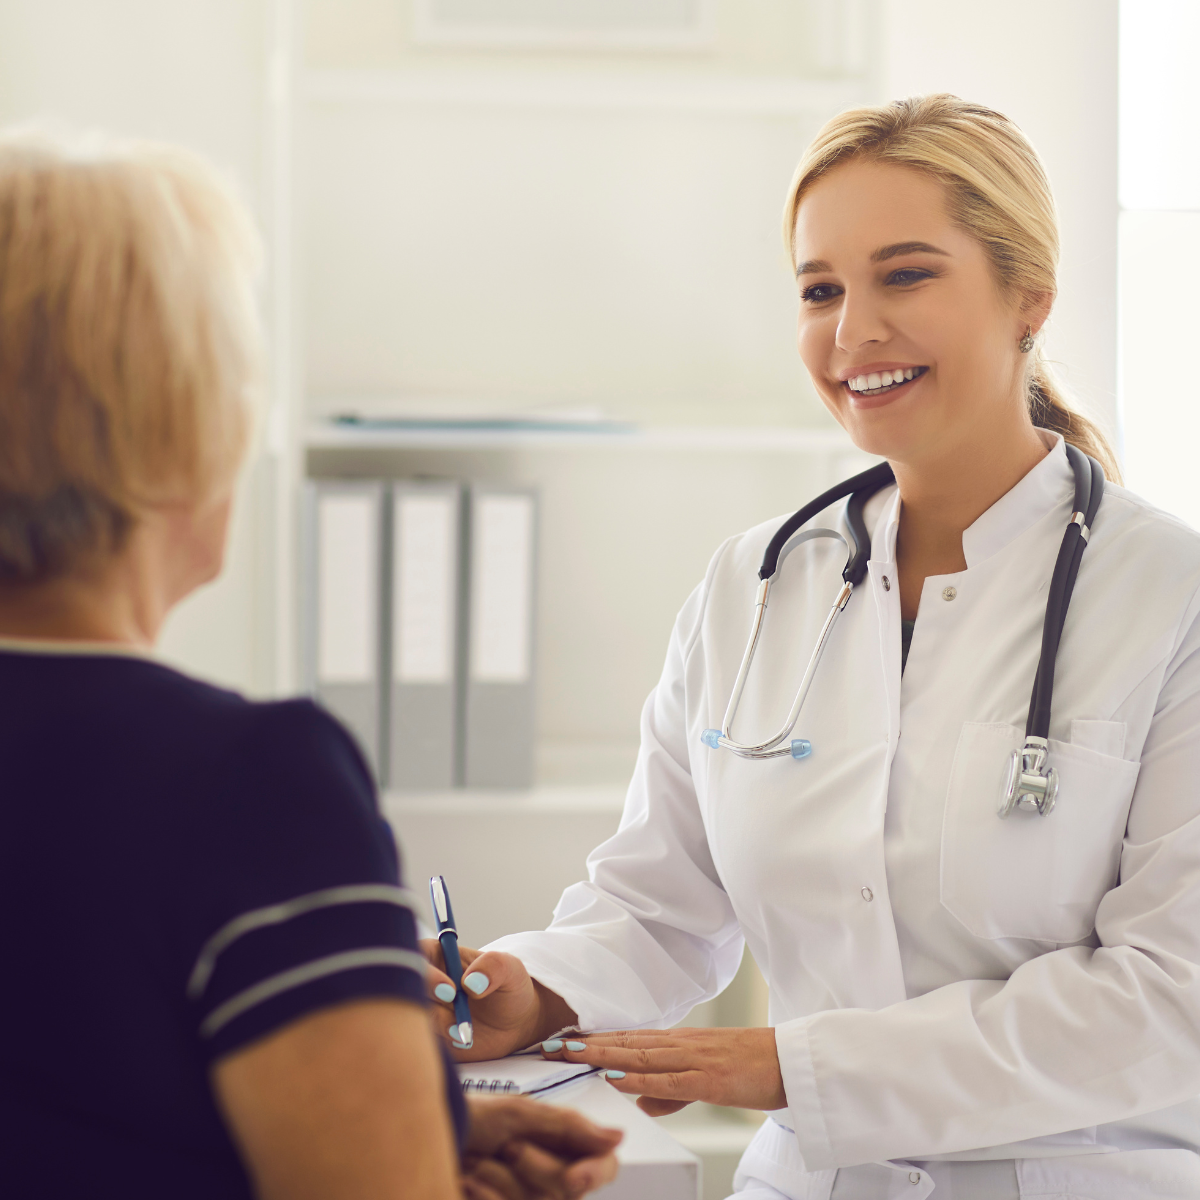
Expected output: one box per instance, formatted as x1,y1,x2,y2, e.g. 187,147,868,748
1117,0,1200,528
300,1,866,428
878,0,1120,439
302,81,846,427
0,0,281,696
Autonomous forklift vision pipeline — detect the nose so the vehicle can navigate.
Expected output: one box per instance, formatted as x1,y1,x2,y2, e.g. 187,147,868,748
835,286,890,353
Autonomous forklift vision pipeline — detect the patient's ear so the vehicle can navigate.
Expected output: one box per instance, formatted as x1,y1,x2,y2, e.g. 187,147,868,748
145,487,235,615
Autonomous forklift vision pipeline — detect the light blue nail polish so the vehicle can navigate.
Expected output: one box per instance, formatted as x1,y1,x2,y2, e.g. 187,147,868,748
604,1070,626,1080
434,983,456,1003
565,1040,587,1052
448,1024,459,1042
463,972,489,995
542,1039,563,1053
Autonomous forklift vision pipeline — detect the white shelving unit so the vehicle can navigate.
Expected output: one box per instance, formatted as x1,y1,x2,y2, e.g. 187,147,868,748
306,418,871,791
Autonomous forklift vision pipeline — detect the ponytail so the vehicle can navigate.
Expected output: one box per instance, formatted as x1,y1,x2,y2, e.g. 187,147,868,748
1028,354,1122,485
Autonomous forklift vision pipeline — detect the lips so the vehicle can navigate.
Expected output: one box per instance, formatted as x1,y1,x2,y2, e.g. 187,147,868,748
844,366,929,397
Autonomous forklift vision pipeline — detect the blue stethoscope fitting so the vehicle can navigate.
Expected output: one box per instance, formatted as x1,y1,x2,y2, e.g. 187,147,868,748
702,445,1104,820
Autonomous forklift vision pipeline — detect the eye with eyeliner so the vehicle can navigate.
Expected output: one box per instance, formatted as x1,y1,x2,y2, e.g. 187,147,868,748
801,266,937,304
886,267,937,287
800,282,842,304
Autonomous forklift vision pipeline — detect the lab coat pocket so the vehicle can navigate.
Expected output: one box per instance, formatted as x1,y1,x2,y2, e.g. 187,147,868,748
940,722,1140,943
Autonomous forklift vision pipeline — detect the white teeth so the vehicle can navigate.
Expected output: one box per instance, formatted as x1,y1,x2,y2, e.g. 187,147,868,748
846,367,922,393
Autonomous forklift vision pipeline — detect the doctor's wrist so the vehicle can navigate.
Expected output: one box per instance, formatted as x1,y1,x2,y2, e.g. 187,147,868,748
529,979,579,1047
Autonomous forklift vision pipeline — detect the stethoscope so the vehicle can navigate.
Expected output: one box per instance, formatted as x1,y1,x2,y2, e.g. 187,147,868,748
701,442,1104,819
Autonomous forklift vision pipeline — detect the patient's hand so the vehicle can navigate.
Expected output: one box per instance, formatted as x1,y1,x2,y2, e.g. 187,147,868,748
463,1096,621,1199
423,940,578,1060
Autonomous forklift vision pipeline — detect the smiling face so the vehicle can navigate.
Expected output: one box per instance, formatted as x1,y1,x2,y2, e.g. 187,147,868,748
792,157,1044,468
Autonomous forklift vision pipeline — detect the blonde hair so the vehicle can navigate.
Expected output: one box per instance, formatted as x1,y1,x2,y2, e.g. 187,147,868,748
782,94,1121,483
0,128,262,582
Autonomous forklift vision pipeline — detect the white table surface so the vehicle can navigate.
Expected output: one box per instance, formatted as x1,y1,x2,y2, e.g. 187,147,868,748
535,1074,701,1200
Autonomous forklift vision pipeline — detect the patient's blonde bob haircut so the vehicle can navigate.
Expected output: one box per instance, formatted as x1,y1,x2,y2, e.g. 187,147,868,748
783,94,1121,483
0,128,261,582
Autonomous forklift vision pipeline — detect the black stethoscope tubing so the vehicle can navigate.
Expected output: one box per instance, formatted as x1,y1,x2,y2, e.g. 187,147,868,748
713,442,1103,813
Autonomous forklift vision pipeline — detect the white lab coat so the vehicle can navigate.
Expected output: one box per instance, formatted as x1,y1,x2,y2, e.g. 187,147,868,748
489,433,1200,1198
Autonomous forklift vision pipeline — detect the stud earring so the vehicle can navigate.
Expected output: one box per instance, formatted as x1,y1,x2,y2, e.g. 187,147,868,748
1018,326,1035,353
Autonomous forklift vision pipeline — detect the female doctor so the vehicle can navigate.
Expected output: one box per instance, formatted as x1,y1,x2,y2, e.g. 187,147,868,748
427,95,1200,1198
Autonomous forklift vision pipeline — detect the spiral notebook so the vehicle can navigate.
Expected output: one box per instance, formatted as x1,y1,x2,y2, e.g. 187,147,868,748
457,1051,600,1096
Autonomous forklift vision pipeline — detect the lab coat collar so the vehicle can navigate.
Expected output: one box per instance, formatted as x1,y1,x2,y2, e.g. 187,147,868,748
961,430,1070,567
870,430,1070,568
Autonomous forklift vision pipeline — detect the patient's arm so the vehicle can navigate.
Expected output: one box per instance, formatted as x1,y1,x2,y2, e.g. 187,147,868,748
212,998,461,1200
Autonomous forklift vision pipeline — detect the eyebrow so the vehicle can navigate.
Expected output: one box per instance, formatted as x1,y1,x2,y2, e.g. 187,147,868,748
794,241,951,277
870,240,950,263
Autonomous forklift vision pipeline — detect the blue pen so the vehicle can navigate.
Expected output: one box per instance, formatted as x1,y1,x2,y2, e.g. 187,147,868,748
429,875,473,1049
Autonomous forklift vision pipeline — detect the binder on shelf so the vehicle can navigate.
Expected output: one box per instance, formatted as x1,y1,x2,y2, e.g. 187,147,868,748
303,480,386,778
462,484,538,788
387,481,462,790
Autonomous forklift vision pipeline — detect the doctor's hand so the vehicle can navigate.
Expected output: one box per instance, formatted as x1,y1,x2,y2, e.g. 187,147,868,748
542,1027,786,1118
422,939,579,1061
463,1096,622,1200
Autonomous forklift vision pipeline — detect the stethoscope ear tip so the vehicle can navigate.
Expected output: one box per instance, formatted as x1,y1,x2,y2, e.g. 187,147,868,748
790,739,812,760
701,729,722,749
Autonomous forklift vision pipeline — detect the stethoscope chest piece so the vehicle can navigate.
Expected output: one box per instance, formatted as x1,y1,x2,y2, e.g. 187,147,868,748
999,736,1059,818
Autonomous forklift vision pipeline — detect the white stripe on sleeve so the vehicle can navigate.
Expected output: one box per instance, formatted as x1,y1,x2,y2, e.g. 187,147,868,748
199,946,429,1039
188,884,419,1000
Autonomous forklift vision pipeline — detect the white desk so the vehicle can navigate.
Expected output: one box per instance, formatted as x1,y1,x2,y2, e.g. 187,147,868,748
536,1074,700,1200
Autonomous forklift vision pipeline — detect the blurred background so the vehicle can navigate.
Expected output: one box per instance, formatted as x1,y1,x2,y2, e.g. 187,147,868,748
1,1,1191,1192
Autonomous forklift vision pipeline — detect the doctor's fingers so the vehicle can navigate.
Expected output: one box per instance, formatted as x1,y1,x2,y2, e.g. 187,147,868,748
633,1097,693,1118
450,949,532,1001
597,1066,711,1106
550,1040,698,1073
559,1034,786,1109
426,948,525,1008
420,936,482,976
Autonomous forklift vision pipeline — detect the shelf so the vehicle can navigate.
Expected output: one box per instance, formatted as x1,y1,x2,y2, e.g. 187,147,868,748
382,784,627,816
306,421,853,455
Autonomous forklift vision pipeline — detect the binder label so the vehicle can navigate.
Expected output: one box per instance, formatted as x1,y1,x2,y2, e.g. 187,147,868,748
395,493,456,684
470,494,534,684
317,493,378,684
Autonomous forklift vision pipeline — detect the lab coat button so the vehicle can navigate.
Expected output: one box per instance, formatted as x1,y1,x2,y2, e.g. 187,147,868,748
909,1171,922,1184
942,586,957,601
882,576,891,591
861,886,873,901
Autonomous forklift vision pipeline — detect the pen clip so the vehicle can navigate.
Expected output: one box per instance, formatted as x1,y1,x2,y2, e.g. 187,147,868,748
429,875,454,931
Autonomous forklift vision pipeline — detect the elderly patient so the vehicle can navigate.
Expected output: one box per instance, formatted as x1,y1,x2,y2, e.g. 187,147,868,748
0,131,619,1199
